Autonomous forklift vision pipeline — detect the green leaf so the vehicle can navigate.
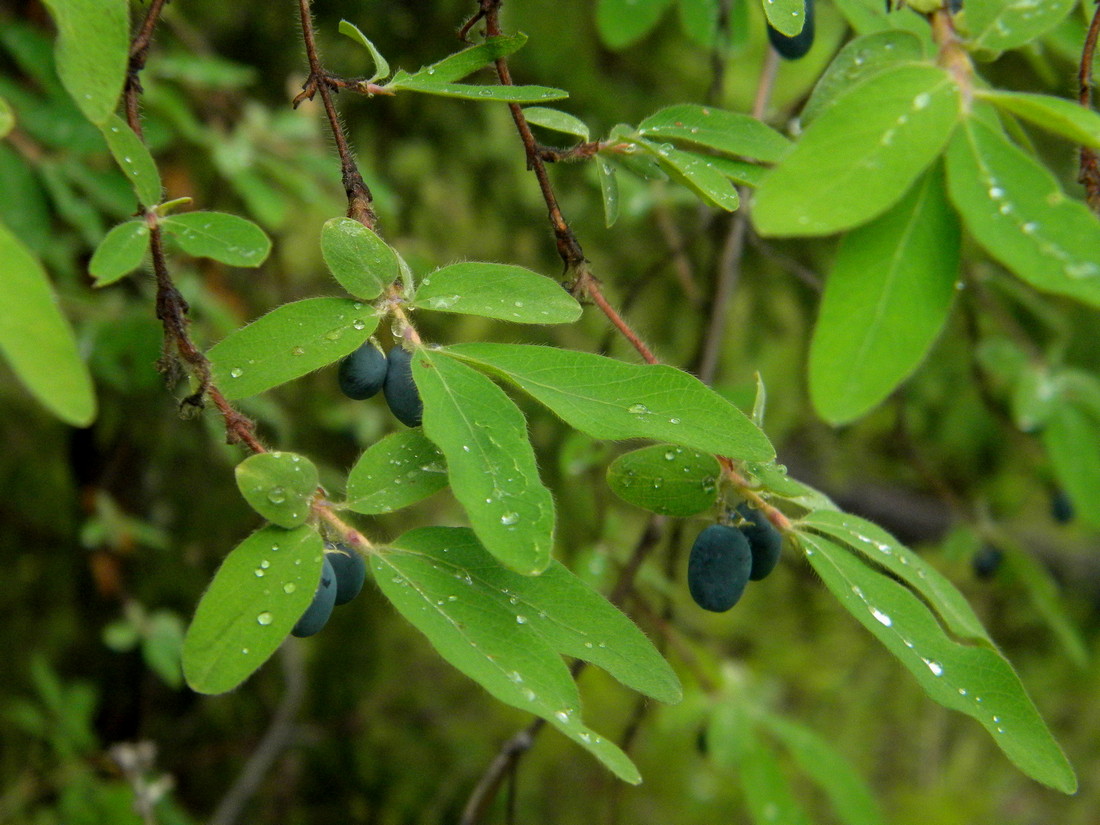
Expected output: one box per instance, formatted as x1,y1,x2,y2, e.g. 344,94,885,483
320,217,396,300
88,220,151,286
523,106,590,140
182,526,324,695
678,0,720,47
374,527,643,782
1041,404,1100,529
410,262,581,324
40,0,128,125
344,430,448,515
637,104,791,163
977,90,1100,151
758,712,885,825
596,0,675,49
808,166,960,424
445,343,775,461
704,155,766,187
415,349,556,575
142,612,185,690
802,30,926,124
797,532,1076,793
208,298,379,400
595,156,620,227
99,115,162,208
234,451,319,528
763,0,811,37
161,211,271,267
961,0,1076,53
753,64,961,237
0,220,95,426
944,117,1100,306
633,137,739,210
0,94,13,138
385,80,568,104
338,20,390,83
400,34,529,84
606,444,720,516
799,509,992,643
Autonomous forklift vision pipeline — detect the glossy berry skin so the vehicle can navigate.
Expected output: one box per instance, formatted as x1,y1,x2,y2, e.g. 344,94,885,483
688,525,753,612
736,504,784,581
291,556,337,638
767,0,815,60
1051,490,1075,524
339,341,388,400
326,542,366,606
383,346,423,427
972,545,1003,580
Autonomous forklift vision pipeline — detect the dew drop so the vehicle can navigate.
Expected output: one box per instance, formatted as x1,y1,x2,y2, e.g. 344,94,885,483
283,583,297,594
627,403,650,414
554,710,571,723
290,346,305,356
257,612,274,626
254,569,265,577
242,648,249,655
922,658,944,676
516,615,528,624
523,688,537,701
870,607,892,627
668,417,680,424
230,368,244,378
500,512,520,526
267,487,287,504
664,450,677,460
913,92,931,110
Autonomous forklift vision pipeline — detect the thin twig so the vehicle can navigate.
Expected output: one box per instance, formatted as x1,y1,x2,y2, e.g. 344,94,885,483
1079,1,1100,211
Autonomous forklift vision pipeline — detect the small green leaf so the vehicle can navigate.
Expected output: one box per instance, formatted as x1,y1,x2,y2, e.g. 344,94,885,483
523,106,590,140
320,217,395,300
415,349,557,574
637,104,791,163
338,20,390,83
374,527,643,782
182,526,324,695
808,166,960,424
705,156,766,187
962,0,1076,53
89,221,150,285
763,0,810,37
345,430,448,514
40,0,128,124
208,298,379,400
142,612,185,690
678,0,720,47
944,117,1100,307
411,262,581,324
0,220,95,426
607,444,720,516
977,90,1100,151
386,80,568,104
595,156,620,227
445,343,775,462
399,34,529,84
235,451,319,528
633,137,739,210
1041,404,1100,529
797,531,1076,793
99,114,162,208
802,30,925,124
161,211,271,267
596,0,675,49
753,64,960,237
0,95,13,138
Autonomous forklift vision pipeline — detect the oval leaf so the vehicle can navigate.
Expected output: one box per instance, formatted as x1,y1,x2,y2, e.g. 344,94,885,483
962,0,1076,53
607,444,720,516
596,0,675,49
522,106,590,140
320,217,395,300
637,104,791,163
386,81,568,104
634,138,739,210
978,90,1100,151
411,262,582,324
161,211,271,267
41,0,128,124
763,0,810,37
208,298,379,400
235,451,319,528
0,220,95,425
345,430,448,515
89,220,150,285
753,64,960,237
99,114,162,208
182,525,324,695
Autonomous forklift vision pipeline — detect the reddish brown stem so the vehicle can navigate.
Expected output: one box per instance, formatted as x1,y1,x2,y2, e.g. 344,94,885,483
1079,1,1100,211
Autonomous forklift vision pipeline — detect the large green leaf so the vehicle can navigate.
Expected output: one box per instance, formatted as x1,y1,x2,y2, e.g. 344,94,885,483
753,64,960,237
410,263,582,324
320,217,396,300
637,104,791,163
809,166,960,424
182,525,324,695
445,343,775,462
373,527,649,782
99,114,163,208
344,430,448,515
0,220,95,426
762,0,810,37
161,212,271,268
1041,404,1100,529
208,298,379,400
234,451,319,528
88,220,151,286
606,444,720,516
977,90,1100,151
962,0,1076,53
414,349,556,574
798,532,1076,793
944,117,1100,307
41,0,128,125
596,0,675,49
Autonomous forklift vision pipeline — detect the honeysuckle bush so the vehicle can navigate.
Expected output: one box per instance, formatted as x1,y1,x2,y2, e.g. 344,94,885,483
2,0,1099,822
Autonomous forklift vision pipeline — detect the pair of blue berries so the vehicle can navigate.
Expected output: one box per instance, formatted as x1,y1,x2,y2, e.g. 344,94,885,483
291,542,368,637
688,504,784,612
339,342,423,427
